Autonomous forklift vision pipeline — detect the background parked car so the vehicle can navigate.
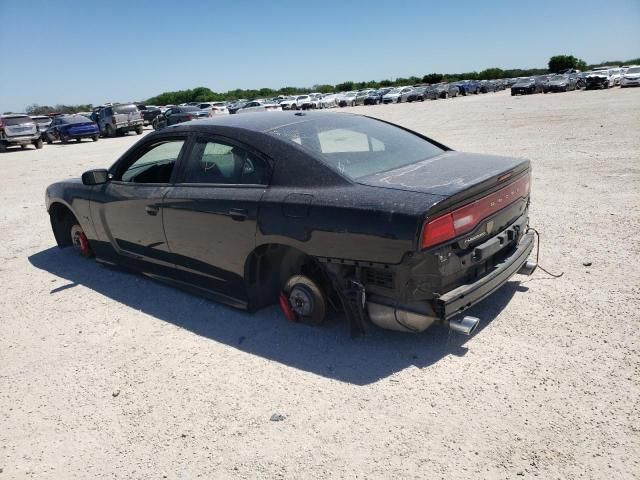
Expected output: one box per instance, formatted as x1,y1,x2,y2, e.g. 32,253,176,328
339,92,358,107
511,77,545,95
479,80,497,93
454,79,481,95
198,102,229,115
543,74,578,93
406,87,428,102
621,65,640,87
236,100,282,113
433,83,460,98
45,114,100,143
363,89,388,105
0,114,43,151
227,100,248,114
31,115,52,139
319,93,340,108
383,86,413,103
152,105,208,130
585,70,614,89
136,105,162,126
95,104,144,137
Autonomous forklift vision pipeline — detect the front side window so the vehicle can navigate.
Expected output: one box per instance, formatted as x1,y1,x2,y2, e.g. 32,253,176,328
268,115,444,179
183,139,267,185
119,139,185,183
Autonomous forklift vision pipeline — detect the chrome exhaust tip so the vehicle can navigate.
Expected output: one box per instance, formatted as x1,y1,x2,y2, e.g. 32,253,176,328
448,316,480,336
518,260,537,276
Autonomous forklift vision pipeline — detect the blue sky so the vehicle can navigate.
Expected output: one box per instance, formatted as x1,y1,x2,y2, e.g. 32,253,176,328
1,0,638,112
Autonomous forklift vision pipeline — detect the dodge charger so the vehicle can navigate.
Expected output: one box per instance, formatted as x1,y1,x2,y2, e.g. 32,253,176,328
45,112,537,336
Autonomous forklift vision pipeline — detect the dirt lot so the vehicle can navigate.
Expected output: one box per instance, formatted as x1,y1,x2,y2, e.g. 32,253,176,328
1,88,639,479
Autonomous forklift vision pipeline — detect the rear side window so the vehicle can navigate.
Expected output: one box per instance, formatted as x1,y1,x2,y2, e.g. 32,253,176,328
3,116,31,126
268,115,444,179
183,139,267,185
113,104,138,114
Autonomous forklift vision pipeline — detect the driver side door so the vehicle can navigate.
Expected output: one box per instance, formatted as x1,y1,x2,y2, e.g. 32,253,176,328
90,134,188,273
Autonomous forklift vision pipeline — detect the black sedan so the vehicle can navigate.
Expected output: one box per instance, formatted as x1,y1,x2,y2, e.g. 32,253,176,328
45,112,536,336
510,77,545,95
45,115,100,143
152,106,208,130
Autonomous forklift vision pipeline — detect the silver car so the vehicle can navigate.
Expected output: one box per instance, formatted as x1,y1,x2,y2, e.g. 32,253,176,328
0,114,43,151
236,100,282,114
94,104,144,137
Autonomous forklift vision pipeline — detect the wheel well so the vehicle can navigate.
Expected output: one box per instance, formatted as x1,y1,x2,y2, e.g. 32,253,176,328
49,202,77,247
244,244,335,311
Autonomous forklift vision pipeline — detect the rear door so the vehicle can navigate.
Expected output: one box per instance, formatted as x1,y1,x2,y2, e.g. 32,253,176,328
162,135,270,304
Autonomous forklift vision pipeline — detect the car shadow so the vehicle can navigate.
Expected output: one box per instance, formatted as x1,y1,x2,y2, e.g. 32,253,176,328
28,247,520,385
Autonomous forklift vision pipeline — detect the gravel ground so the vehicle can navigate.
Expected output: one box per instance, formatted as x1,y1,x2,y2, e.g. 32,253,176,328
1,88,639,479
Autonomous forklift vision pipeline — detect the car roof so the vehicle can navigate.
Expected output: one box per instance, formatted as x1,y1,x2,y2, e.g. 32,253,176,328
1,113,29,118
165,111,361,133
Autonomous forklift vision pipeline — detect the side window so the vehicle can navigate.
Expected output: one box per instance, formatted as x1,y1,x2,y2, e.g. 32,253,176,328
119,139,185,184
184,139,267,185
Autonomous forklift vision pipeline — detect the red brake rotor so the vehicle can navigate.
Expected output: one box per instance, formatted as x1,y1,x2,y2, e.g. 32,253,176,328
279,292,296,322
78,231,92,257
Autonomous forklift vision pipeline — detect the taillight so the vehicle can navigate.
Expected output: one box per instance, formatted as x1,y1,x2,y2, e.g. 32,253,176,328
421,173,530,249
187,114,193,121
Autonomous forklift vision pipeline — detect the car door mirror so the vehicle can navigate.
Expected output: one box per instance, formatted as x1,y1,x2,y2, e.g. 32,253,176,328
82,169,109,185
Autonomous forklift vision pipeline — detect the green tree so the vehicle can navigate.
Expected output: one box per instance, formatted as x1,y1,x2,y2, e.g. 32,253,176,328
335,81,354,92
548,55,588,73
478,67,504,80
422,73,443,84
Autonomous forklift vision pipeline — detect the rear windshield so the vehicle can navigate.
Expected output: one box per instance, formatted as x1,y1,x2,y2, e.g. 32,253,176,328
267,114,444,179
3,116,32,126
182,106,199,112
59,116,91,124
114,104,139,114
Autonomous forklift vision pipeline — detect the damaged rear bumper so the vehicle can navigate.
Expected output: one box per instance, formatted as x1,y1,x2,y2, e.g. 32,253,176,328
366,230,535,333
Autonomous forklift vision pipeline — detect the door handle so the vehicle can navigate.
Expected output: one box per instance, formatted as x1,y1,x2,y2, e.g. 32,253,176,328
145,206,159,216
229,208,248,221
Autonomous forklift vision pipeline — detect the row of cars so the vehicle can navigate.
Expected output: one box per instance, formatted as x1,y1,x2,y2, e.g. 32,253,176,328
0,113,101,152
207,79,509,117
510,66,640,95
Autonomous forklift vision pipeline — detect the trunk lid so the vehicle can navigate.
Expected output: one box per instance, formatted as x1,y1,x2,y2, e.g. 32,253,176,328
357,151,529,211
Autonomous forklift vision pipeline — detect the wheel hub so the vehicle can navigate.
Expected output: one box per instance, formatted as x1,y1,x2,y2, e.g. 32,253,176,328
289,286,313,317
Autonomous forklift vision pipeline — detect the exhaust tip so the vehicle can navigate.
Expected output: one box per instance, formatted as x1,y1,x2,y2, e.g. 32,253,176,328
449,316,480,336
518,260,538,276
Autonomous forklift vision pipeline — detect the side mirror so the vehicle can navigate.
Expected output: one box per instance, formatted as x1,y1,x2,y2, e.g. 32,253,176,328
82,169,109,185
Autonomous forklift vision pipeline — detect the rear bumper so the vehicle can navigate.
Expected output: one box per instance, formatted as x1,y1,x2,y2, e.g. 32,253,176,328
114,121,143,130
435,230,534,318
2,134,40,145
366,223,535,333
66,131,99,139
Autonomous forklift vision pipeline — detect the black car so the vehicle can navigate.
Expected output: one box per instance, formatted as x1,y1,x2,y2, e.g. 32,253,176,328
432,83,459,99
510,77,545,96
152,106,207,130
45,112,536,336
406,87,428,102
45,115,100,143
363,88,391,105
137,105,162,126
479,80,497,93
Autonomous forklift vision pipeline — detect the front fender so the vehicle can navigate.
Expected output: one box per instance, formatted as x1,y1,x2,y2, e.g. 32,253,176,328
46,180,97,242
